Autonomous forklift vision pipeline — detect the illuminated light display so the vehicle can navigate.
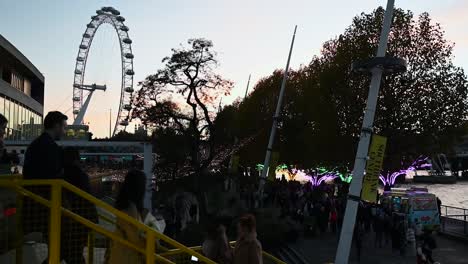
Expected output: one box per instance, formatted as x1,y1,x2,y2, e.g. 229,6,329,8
256,164,264,172
379,156,431,186
339,173,353,183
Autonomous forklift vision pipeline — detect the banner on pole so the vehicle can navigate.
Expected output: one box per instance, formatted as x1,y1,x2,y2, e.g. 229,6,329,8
268,152,280,181
361,135,387,203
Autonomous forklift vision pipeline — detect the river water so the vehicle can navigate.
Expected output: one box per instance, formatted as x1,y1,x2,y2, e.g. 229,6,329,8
396,181,468,209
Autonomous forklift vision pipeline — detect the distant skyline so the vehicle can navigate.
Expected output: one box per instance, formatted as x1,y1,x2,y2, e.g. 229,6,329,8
1,0,467,137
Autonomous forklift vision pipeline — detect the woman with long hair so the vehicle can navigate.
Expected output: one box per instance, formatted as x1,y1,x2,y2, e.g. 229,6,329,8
233,214,263,264
107,170,146,264
203,221,233,263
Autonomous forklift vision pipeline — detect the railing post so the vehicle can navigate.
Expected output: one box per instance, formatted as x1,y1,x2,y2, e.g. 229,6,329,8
88,231,95,264
15,189,23,264
464,212,467,236
146,232,156,264
49,183,62,264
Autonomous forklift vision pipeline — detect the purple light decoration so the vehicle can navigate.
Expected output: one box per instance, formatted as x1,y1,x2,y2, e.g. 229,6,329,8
379,156,430,186
307,169,338,187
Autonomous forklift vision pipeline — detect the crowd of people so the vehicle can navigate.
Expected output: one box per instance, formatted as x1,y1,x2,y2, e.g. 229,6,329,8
0,110,442,264
235,174,440,263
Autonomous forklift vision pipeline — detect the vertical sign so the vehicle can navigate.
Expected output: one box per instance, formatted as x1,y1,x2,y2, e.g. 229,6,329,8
361,135,387,203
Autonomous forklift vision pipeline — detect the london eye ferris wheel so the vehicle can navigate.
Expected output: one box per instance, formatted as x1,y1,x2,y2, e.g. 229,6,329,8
72,6,134,136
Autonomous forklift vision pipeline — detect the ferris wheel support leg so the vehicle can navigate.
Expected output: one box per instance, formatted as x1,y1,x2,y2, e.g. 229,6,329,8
73,91,95,125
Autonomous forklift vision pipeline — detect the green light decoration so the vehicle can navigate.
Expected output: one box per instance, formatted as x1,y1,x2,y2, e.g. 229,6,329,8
339,173,353,183
317,167,329,173
276,164,288,171
256,164,264,172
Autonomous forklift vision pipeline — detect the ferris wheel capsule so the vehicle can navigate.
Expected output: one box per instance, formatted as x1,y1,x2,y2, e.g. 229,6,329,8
83,33,91,38
79,44,88,49
91,15,99,20
125,87,134,93
116,16,125,22
101,7,112,12
87,23,96,28
124,104,132,111
75,69,82,74
73,110,80,114
73,96,81,101
73,84,80,88
125,70,135,75
96,10,104,15
120,120,129,126
77,57,85,62
122,38,132,44
124,53,134,59
120,25,129,32
110,9,120,15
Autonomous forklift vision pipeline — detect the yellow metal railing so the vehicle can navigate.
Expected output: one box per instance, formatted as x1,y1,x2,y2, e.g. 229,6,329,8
157,242,287,264
0,176,285,264
0,177,215,264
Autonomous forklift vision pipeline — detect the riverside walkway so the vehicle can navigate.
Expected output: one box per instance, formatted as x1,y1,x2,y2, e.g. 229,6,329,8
284,205,468,264
289,231,468,264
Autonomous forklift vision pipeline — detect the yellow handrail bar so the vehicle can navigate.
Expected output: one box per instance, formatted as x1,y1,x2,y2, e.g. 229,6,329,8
159,241,286,264
0,178,216,264
8,182,147,256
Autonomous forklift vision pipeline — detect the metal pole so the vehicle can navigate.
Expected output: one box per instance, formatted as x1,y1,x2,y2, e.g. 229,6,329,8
335,1,395,263
109,108,112,138
259,25,297,186
244,74,251,99
143,142,153,210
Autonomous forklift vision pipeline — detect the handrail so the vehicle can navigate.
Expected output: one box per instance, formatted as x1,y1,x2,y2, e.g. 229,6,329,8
97,212,286,264
0,177,285,264
58,180,214,263
159,241,287,264
441,205,467,211
0,178,216,264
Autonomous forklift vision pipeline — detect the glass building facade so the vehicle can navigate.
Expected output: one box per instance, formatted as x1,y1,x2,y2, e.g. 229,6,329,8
0,95,42,140
1,34,45,141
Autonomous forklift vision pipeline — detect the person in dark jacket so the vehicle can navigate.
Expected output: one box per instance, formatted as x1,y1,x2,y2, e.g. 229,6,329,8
21,111,68,261
61,147,98,264
23,111,68,180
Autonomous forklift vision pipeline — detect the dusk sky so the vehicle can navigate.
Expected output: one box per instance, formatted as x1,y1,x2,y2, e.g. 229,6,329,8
1,0,467,137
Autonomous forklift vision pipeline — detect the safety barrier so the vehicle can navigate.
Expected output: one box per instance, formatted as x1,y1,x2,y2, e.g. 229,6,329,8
0,176,286,264
0,177,215,264
440,205,468,237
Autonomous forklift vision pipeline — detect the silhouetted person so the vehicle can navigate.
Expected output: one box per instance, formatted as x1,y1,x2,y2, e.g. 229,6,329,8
203,221,233,264
0,114,11,174
373,211,385,248
107,170,146,264
61,147,98,264
23,111,68,180
233,214,263,264
421,229,437,263
21,112,67,263
353,222,364,261
330,208,338,233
